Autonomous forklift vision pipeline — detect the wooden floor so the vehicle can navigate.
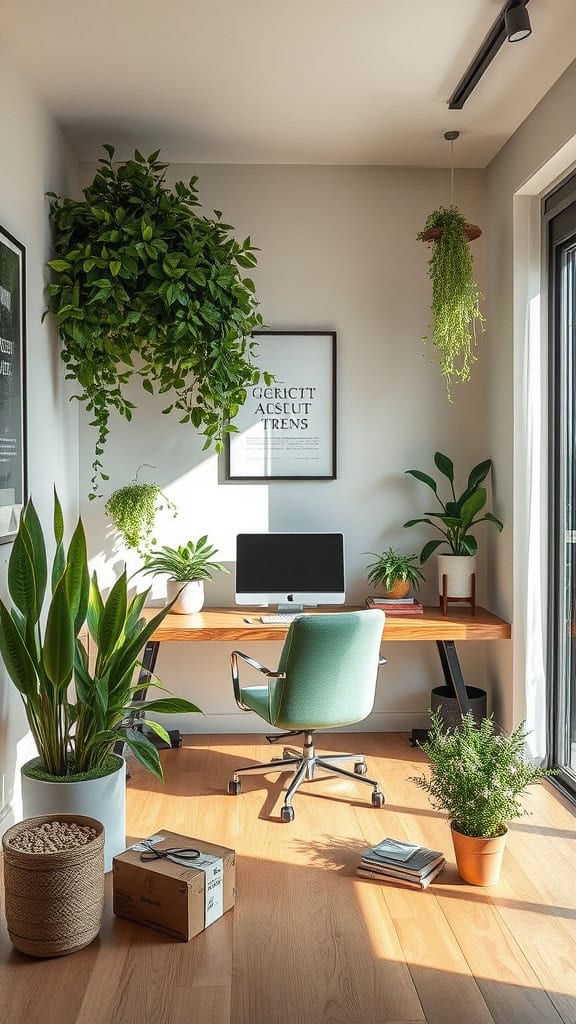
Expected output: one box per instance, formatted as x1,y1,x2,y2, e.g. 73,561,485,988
1,733,576,1024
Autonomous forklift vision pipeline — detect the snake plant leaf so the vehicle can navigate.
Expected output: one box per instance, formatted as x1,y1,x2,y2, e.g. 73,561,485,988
141,719,171,746
53,487,64,545
23,500,47,612
8,523,38,624
87,571,105,642
434,452,454,484
99,571,128,659
0,601,38,697
65,519,90,632
43,572,74,689
131,697,202,715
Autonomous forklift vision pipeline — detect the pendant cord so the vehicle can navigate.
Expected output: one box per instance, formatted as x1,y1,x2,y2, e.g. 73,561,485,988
450,140,454,204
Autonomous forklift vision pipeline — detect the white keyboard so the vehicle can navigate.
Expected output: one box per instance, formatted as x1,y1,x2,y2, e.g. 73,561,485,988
259,614,303,624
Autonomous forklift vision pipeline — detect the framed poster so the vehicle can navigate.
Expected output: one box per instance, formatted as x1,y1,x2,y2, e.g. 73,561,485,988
226,331,336,480
0,226,26,543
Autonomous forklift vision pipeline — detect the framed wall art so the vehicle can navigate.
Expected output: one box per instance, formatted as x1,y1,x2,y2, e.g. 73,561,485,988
226,331,337,481
0,225,26,542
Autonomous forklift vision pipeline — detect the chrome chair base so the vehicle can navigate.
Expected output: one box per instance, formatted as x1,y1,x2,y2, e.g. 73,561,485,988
227,731,385,821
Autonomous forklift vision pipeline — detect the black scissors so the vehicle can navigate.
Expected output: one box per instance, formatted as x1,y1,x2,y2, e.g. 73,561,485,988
140,841,201,865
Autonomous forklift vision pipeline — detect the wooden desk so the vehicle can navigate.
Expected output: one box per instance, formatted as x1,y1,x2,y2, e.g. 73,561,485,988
132,606,511,743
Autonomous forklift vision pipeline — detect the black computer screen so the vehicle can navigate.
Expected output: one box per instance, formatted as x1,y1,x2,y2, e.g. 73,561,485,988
236,533,344,594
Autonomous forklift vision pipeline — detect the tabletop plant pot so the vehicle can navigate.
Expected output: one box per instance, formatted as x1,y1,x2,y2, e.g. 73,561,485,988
2,813,105,957
166,578,205,614
21,753,126,873
451,824,508,886
437,553,476,599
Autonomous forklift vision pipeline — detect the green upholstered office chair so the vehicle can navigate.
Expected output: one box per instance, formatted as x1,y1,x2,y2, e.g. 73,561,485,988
227,610,386,822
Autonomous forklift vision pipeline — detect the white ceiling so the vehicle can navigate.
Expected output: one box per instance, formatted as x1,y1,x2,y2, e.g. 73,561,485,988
1,0,576,167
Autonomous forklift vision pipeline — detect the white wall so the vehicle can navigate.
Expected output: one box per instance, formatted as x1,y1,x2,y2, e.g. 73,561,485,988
0,39,79,829
486,57,576,733
79,162,490,734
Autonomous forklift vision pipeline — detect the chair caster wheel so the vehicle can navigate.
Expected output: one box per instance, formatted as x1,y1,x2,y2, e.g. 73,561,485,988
227,780,241,795
354,761,368,775
372,791,385,808
280,806,295,823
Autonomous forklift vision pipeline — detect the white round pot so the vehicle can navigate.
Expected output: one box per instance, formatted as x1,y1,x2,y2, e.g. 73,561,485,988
21,753,126,873
437,554,476,599
166,579,205,614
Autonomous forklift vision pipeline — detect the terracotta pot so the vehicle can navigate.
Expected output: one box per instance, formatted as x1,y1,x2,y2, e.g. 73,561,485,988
383,579,411,600
451,824,507,886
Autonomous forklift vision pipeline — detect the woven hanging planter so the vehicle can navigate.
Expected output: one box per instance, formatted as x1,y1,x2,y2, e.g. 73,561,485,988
2,813,105,958
420,222,482,242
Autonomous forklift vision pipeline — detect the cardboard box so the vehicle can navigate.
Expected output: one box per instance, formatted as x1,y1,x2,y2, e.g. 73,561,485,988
113,830,236,941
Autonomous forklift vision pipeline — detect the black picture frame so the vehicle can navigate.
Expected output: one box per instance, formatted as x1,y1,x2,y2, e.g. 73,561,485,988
0,225,27,543
225,330,337,481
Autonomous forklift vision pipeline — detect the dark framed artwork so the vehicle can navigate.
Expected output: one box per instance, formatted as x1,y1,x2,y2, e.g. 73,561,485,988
226,331,337,481
0,226,26,542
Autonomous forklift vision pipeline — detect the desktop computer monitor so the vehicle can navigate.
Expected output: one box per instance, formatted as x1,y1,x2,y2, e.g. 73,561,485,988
235,533,345,611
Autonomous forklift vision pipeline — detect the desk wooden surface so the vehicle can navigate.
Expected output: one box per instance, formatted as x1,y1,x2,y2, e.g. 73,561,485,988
141,605,511,642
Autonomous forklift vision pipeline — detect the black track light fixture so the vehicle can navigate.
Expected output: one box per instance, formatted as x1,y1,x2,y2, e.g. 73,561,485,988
505,1,532,42
448,0,532,110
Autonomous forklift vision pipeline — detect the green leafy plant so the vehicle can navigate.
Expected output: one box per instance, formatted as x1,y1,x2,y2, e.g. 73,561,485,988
105,466,176,555
45,146,269,495
365,548,425,591
417,206,484,400
410,711,554,838
0,492,200,781
141,537,230,582
403,451,503,563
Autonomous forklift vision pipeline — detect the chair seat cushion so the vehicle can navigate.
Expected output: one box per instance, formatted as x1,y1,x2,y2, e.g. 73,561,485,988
240,685,272,722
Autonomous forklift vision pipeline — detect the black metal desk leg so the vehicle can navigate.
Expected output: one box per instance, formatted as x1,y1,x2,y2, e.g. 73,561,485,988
436,640,471,716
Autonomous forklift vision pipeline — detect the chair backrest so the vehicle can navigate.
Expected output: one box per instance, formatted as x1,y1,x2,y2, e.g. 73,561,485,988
268,610,385,730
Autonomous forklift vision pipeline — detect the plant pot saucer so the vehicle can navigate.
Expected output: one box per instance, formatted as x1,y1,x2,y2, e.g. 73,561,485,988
421,223,482,242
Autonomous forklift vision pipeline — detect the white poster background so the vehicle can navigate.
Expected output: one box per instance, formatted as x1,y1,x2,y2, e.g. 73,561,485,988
228,333,335,478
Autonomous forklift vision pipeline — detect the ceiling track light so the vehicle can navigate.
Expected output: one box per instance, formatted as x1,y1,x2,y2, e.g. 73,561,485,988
448,0,532,110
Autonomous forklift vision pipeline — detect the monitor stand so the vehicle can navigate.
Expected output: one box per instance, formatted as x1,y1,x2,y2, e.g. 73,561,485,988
276,603,305,615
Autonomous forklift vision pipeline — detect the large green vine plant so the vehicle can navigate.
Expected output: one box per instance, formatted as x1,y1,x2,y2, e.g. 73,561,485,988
417,206,484,400
45,147,268,495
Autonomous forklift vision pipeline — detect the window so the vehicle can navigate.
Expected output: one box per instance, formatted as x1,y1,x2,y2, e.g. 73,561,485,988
546,181,576,792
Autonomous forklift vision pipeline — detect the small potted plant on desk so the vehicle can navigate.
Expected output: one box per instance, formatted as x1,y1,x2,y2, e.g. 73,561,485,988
403,451,503,613
142,536,230,613
0,493,201,872
410,711,553,886
366,547,425,599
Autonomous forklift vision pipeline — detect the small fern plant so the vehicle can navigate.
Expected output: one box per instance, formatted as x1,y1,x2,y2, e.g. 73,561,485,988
417,206,484,400
366,548,424,591
410,711,553,838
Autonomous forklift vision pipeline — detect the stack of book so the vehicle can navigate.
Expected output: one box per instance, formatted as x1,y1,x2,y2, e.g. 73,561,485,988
365,596,424,615
357,838,445,889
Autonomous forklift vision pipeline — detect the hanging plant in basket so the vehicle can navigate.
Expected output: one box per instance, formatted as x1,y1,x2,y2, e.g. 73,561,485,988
105,466,176,556
45,146,268,495
417,205,484,401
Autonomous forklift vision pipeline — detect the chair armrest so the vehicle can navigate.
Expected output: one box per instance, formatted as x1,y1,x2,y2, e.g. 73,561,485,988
378,656,387,666
230,650,285,711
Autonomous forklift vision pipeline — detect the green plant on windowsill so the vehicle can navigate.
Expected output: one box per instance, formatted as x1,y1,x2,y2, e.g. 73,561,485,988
0,491,200,782
45,146,269,496
417,205,484,400
365,547,425,598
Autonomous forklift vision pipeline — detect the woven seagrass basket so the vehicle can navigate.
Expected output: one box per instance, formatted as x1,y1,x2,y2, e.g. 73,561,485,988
2,812,105,958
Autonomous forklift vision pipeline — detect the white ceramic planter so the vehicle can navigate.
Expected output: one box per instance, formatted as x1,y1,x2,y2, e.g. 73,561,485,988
437,554,476,599
21,754,126,873
166,579,205,614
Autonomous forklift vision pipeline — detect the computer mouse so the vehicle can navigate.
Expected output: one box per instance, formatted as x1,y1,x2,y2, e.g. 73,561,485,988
243,617,254,624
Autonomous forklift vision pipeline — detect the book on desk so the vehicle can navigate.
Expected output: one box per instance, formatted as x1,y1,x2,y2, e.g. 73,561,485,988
365,596,424,616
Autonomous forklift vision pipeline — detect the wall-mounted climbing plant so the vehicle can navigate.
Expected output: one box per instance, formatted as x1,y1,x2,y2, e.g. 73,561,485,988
45,146,267,495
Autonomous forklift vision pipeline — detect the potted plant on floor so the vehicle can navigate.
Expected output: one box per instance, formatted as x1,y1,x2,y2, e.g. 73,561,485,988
410,711,553,885
0,494,201,870
403,451,503,608
365,547,425,599
141,536,230,613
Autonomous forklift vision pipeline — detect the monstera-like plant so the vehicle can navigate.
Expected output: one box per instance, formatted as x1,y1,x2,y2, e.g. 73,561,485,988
45,147,268,495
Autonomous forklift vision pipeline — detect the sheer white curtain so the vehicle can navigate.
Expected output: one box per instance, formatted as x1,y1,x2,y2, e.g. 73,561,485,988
513,196,548,762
